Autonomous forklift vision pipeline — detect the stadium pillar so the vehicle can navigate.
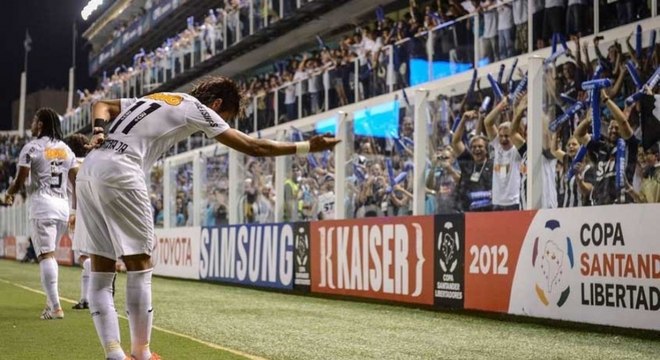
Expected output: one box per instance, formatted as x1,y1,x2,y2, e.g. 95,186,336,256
275,130,286,222
526,56,544,210
67,67,74,112
228,148,241,224
274,90,279,126
354,60,359,103
527,0,533,53
653,0,657,17
334,111,350,220
18,72,27,135
163,160,172,228
594,0,599,35
193,152,202,226
473,15,480,65
253,97,258,132
412,89,429,216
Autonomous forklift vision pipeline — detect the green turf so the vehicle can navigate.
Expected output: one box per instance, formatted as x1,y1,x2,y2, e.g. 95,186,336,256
0,262,249,360
0,259,658,360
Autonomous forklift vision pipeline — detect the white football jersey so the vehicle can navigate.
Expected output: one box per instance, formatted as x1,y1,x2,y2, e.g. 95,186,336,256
317,191,335,220
17,137,77,221
67,157,85,210
79,93,230,188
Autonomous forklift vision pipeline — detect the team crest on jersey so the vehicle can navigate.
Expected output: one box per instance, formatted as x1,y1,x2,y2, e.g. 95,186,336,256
44,148,68,160
144,93,183,106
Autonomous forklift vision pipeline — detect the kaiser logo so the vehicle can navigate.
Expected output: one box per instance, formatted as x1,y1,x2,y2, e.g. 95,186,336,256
438,221,459,273
294,224,311,288
311,217,434,305
296,227,309,271
532,220,574,307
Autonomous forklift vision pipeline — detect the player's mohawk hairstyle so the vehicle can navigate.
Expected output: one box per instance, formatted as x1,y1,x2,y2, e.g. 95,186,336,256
190,76,244,119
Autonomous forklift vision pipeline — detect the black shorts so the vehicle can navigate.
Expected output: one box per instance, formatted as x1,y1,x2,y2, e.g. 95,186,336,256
566,4,587,36
533,10,544,44
543,6,565,42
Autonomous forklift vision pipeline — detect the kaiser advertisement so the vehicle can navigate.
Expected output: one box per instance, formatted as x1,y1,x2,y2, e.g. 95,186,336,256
153,227,200,280
199,223,295,290
508,204,660,331
434,214,465,309
310,216,435,305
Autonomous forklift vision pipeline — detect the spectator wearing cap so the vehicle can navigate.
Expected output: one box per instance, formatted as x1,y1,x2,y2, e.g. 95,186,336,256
317,176,336,220
284,164,302,221
452,110,494,212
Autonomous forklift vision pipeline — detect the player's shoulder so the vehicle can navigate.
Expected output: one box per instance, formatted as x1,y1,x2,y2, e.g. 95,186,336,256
21,138,44,153
142,92,192,107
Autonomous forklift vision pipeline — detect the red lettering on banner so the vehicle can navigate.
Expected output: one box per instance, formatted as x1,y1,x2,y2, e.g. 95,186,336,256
157,237,193,267
464,211,536,313
55,234,73,266
311,216,434,305
580,253,660,279
4,236,16,259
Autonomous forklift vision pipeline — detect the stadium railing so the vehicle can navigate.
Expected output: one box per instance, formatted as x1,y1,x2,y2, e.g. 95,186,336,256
6,15,655,233
89,0,311,75
63,1,659,136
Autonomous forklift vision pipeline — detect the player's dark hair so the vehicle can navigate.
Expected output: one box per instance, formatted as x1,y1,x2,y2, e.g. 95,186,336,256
189,76,243,118
65,133,90,157
35,108,63,140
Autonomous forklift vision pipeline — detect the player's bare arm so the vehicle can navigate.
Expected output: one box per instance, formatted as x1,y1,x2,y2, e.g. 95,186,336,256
5,165,30,205
214,129,341,157
87,99,123,148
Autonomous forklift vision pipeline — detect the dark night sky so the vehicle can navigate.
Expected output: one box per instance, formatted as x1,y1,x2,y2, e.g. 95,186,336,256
0,0,97,130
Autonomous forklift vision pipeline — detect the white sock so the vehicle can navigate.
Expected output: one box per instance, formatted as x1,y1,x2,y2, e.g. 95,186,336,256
39,257,60,311
89,272,125,360
126,269,154,360
80,258,91,303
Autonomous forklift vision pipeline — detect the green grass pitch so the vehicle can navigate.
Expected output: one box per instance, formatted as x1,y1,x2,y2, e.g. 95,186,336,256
0,259,658,359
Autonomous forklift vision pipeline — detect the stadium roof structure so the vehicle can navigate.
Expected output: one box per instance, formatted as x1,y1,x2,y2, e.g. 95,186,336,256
82,0,148,50
84,0,222,77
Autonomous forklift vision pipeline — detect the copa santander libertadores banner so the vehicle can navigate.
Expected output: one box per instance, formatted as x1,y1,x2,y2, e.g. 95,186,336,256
465,205,659,331
310,216,435,305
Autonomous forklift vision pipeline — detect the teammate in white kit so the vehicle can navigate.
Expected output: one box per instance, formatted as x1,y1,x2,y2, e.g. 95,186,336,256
78,76,340,360
65,133,92,310
5,108,78,320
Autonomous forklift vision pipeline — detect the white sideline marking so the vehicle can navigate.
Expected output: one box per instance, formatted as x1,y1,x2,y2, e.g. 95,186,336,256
0,278,268,360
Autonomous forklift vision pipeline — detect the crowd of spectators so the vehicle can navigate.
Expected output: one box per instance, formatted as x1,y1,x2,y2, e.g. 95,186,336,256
0,135,28,206
4,3,659,226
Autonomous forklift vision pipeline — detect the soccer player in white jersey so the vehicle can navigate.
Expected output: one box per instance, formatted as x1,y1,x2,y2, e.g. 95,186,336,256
78,76,340,360
65,133,92,310
5,108,78,320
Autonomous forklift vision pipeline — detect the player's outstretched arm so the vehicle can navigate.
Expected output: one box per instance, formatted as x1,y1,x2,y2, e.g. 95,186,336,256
214,129,341,157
